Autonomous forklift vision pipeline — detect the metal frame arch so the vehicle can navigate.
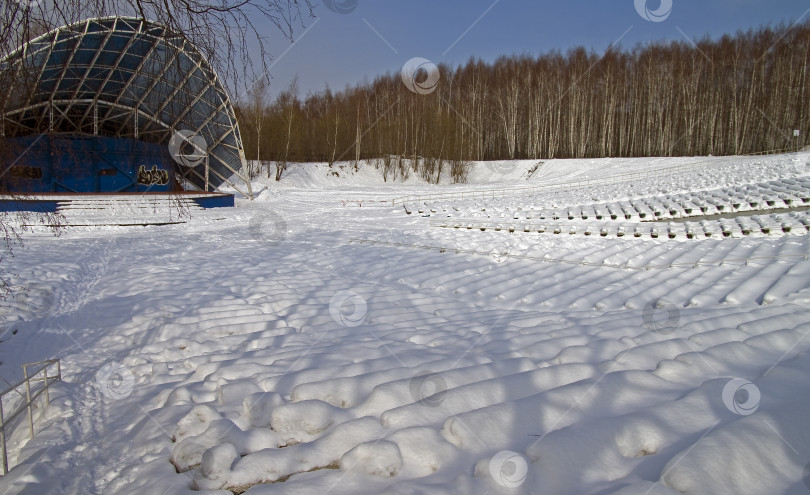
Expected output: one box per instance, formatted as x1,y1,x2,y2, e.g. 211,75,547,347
1,16,253,199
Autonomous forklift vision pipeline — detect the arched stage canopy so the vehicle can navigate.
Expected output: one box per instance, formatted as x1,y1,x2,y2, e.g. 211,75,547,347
0,16,252,198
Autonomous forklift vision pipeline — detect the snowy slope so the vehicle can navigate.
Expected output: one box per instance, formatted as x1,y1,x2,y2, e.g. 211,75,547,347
0,153,809,495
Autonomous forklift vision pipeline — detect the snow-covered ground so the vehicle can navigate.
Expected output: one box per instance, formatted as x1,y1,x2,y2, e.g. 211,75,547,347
1,153,810,494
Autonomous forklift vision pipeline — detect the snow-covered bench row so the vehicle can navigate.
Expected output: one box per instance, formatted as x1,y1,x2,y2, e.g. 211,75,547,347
431,210,810,240
393,154,799,207
430,176,810,222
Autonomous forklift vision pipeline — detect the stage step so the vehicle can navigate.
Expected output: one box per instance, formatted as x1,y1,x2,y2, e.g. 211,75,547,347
53,196,204,226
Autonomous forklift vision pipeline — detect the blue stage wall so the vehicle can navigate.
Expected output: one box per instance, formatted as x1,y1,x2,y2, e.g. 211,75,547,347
2,135,176,193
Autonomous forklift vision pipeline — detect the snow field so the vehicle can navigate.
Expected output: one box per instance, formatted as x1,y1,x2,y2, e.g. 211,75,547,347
0,153,809,494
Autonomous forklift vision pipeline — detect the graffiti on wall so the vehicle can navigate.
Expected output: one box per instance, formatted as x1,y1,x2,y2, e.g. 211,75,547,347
137,165,169,186
8,166,43,180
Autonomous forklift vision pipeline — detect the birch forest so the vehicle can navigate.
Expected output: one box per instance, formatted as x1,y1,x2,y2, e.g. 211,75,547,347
238,21,810,181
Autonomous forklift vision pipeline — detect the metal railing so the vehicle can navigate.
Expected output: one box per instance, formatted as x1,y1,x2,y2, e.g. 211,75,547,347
0,359,61,474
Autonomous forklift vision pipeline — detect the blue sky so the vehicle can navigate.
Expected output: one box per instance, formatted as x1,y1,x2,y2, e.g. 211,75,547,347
251,0,810,99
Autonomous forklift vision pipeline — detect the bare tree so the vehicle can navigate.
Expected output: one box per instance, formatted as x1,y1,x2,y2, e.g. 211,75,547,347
246,77,270,179
1,0,314,94
275,78,299,181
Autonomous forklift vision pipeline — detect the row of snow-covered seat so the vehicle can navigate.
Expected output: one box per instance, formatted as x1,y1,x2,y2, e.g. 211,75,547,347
513,179,810,221
434,211,810,240
409,177,810,221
